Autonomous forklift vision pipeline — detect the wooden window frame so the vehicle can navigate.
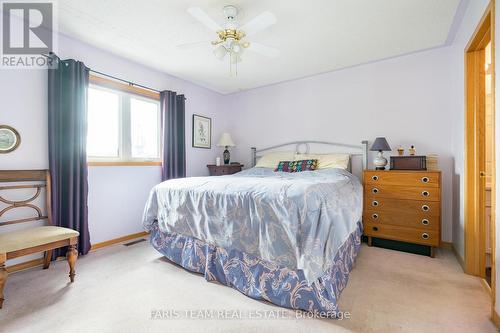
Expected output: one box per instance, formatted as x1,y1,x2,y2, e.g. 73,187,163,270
87,74,162,167
89,74,160,100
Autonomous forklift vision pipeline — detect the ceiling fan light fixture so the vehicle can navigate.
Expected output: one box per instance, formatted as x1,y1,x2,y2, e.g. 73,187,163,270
230,40,244,54
184,5,279,76
213,45,227,60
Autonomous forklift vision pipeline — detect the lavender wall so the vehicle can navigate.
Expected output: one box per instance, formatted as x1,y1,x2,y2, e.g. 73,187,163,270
224,46,455,242
57,34,228,244
0,33,227,263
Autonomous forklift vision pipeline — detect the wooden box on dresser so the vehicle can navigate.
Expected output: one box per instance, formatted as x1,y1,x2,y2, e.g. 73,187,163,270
363,170,441,257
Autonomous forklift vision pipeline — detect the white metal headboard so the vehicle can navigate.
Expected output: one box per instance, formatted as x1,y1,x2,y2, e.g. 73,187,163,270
250,140,369,176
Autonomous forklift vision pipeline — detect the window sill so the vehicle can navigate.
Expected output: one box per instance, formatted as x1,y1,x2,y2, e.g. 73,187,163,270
88,161,162,167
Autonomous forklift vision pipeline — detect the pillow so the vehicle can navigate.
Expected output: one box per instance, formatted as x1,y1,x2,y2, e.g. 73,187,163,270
295,153,350,170
255,151,296,168
275,159,318,172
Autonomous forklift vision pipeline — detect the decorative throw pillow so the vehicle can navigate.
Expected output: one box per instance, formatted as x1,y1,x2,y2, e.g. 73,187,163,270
275,160,294,172
275,159,318,172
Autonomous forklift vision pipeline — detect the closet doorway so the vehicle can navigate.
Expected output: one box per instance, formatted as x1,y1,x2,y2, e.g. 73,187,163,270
464,0,496,316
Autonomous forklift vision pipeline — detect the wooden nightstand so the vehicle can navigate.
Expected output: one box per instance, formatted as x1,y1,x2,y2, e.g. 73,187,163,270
363,170,441,257
207,164,243,176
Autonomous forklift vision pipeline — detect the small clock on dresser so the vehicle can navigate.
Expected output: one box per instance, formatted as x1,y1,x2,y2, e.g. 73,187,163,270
362,169,441,257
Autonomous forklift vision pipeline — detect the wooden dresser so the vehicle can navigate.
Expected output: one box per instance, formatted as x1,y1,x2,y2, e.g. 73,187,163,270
363,170,441,257
207,164,243,176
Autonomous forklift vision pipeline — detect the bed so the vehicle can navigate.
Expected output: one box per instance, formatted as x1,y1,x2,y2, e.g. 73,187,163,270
142,141,368,317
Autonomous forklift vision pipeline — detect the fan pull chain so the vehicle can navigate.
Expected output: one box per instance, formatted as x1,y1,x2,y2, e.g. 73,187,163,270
229,52,238,77
229,54,232,76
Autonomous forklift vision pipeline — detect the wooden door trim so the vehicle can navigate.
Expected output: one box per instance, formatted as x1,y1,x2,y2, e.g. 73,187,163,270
465,51,487,276
491,0,496,322
464,0,496,323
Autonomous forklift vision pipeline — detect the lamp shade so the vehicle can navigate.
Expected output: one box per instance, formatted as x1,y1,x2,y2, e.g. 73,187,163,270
214,45,227,60
370,137,391,151
217,133,235,147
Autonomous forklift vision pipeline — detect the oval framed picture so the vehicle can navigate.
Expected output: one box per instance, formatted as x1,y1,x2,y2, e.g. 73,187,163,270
0,125,21,153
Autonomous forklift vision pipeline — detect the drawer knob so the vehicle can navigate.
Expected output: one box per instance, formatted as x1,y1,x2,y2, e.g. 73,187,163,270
422,233,430,240
372,175,379,181
372,213,379,219
422,205,430,212
372,226,379,232
422,219,430,225
372,188,379,194
421,177,429,183
422,191,430,197
372,200,379,207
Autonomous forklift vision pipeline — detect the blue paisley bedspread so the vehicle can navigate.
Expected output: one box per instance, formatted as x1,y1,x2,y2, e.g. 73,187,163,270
143,167,363,314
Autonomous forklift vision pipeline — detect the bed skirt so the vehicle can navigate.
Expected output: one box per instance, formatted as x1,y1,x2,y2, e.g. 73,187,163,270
149,222,362,317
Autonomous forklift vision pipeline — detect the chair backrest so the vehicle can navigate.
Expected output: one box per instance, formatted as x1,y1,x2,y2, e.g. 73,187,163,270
0,170,52,228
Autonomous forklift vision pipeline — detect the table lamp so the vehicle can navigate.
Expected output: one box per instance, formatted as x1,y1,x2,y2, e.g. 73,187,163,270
370,137,392,170
217,133,235,164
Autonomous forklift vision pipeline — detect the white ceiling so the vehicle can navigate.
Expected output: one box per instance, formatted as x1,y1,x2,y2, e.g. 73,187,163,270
56,0,461,94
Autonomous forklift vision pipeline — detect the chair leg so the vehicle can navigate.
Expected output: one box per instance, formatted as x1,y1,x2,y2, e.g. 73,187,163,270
43,250,53,269
0,263,7,309
66,245,78,283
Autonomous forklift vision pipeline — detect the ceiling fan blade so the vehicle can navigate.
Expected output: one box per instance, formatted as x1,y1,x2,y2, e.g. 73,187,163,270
187,7,222,32
248,42,279,58
177,41,210,49
240,11,276,36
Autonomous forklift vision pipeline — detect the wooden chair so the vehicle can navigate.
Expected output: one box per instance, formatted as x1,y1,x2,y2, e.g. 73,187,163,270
0,170,79,309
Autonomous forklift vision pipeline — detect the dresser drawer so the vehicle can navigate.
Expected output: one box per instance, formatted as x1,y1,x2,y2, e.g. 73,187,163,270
363,211,439,230
364,222,440,246
364,185,440,202
364,171,440,188
207,164,243,176
364,197,440,217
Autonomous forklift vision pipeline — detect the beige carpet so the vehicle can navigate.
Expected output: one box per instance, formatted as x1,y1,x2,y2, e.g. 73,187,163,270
0,241,496,333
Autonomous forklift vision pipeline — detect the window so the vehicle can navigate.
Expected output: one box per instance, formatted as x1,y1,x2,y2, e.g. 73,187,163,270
87,79,161,164
130,97,160,159
87,87,120,158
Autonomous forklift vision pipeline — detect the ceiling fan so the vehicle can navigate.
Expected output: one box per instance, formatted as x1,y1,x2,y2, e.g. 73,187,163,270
179,5,279,75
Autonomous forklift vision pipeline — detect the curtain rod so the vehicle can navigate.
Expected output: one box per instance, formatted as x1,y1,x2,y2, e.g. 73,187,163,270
42,53,187,99
91,69,162,93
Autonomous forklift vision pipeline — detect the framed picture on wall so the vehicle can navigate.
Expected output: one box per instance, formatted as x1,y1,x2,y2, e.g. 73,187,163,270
192,114,211,149
0,125,21,154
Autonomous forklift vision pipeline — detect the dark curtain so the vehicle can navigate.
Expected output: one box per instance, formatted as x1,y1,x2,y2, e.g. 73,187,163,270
160,91,186,181
48,53,91,256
